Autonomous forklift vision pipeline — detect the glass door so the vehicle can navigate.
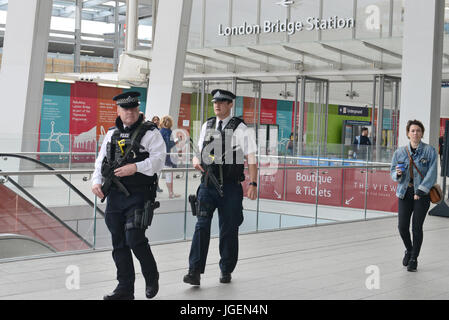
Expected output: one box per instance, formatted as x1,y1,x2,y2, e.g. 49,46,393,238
372,75,401,163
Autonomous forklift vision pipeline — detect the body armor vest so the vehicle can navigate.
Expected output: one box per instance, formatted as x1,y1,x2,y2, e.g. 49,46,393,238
201,116,245,184
104,114,158,192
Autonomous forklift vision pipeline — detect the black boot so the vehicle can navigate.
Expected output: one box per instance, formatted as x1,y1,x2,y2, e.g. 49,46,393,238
402,250,412,267
145,272,159,299
219,272,232,284
407,258,418,272
183,270,201,286
103,289,134,300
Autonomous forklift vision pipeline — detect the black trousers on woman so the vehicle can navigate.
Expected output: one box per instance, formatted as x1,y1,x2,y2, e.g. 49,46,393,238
398,186,431,259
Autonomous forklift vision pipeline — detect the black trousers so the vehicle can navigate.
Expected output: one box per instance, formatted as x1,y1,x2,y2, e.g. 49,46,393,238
398,187,431,259
188,183,244,274
105,190,158,293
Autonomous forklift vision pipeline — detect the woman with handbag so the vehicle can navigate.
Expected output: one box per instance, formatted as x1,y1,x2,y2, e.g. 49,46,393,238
390,119,438,272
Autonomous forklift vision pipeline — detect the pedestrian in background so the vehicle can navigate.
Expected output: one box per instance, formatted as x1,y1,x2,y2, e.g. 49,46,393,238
152,115,163,193
160,115,180,198
390,119,437,272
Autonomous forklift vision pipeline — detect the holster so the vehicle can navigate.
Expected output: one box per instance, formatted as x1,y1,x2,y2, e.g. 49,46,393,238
189,186,200,216
188,187,213,218
126,200,160,230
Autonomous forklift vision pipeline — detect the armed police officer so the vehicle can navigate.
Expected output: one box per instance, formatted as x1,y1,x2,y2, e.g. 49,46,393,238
92,91,166,300
183,89,258,286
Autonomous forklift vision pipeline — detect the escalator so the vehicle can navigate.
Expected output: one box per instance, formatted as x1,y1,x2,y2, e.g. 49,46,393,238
0,153,105,259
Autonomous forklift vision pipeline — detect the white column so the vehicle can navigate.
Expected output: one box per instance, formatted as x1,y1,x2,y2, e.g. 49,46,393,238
147,0,193,127
126,0,139,52
0,0,53,157
399,0,444,149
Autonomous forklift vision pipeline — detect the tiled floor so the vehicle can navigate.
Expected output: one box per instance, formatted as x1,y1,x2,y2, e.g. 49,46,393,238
1,215,449,300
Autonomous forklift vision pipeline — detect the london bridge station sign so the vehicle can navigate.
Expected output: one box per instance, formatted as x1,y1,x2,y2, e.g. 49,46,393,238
218,16,355,37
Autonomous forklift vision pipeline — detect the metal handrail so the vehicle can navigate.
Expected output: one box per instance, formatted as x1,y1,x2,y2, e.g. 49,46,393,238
0,153,104,216
0,164,391,177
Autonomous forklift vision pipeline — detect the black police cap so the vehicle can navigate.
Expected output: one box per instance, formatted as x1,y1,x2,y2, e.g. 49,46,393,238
112,91,141,108
211,89,236,102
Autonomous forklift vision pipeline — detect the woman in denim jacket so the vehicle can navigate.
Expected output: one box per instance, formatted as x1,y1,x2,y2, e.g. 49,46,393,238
390,120,437,272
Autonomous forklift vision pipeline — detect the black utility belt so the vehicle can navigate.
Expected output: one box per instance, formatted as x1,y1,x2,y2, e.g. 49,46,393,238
111,184,154,193
200,176,240,185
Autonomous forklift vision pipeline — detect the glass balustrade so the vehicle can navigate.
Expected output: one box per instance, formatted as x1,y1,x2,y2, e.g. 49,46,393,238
0,143,398,261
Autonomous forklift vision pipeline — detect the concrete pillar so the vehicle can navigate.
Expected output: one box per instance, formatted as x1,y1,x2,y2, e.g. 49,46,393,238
126,0,139,52
0,0,53,159
146,0,193,127
399,0,444,149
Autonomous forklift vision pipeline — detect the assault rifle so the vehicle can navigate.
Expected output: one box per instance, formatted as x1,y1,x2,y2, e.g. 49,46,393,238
100,157,131,202
100,123,146,202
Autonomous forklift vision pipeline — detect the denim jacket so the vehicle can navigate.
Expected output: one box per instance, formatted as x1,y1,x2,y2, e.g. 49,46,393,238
390,141,437,199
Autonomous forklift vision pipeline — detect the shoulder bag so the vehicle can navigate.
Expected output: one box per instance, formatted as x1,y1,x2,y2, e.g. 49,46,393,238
406,148,442,204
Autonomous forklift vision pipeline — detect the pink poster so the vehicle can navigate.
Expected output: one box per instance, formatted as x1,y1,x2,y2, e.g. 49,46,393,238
70,82,98,163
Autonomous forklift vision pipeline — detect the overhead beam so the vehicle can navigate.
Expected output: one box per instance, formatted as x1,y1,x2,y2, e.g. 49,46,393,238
282,45,341,67
362,41,402,60
187,51,247,71
320,43,379,66
213,49,268,68
246,47,299,64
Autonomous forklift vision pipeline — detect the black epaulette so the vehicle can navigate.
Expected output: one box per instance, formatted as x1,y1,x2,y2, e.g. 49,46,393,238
225,116,245,130
142,120,157,131
108,126,117,131
206,117,216,129
206,116,245,131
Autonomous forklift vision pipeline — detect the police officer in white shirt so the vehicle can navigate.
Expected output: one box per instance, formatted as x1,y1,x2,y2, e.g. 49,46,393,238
92,91,166,300
183,89,258,286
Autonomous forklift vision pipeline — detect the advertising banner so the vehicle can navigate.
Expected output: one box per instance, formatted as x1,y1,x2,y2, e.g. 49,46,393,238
259,166,285,200
260,98,277,124
235,96,244,118
97,86,122,147
178,93,192,131
70,82,98,163
285,166,343,206
39,82,71,163
276,100,293,154
242,96,258,124
342,168,398,212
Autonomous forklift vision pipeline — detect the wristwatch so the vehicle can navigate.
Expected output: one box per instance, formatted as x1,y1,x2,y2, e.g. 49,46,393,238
249,182,257,187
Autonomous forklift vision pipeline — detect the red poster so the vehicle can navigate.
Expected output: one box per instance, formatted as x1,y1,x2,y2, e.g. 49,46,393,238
440,118,449,136
70,82,98,163
242,96,258,124
178,93,191,131
260,99,277,124
285,165,343,206
97,86,122,142
343,168,398,212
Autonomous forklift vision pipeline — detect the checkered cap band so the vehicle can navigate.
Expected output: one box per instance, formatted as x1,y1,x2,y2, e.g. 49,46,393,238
116,96,139,105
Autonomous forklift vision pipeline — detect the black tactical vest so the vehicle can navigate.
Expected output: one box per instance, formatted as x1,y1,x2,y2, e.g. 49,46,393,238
104,114,158,192
201,116,245,184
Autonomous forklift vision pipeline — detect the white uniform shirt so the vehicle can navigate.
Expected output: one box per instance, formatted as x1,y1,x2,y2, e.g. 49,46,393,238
197,115,257,157
92,124,166,186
